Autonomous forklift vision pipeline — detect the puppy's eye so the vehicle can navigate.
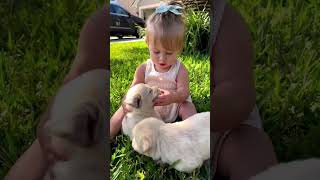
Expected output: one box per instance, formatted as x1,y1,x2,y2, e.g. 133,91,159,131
149,89,152,94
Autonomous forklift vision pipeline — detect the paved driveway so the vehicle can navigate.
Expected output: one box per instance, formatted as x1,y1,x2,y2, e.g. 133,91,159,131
110,36,144,43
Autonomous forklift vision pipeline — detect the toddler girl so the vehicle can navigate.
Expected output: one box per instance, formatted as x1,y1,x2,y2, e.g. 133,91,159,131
110,1,197,138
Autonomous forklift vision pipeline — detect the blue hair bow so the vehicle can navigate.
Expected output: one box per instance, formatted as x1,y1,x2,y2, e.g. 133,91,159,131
155,5,183,15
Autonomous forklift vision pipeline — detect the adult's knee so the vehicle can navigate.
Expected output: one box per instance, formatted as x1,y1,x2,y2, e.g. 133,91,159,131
217,126,278,179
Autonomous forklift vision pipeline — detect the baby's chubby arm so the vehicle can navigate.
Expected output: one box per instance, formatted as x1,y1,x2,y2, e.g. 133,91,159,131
130,63,146,87
110,63,146,139
173,63,190,102
155,63,190,106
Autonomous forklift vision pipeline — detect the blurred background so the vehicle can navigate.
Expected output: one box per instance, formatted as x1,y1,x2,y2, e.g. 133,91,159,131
0,0,104,178
228,0,320,162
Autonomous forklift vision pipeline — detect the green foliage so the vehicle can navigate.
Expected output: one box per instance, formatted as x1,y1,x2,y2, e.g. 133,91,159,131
136,25,146,38
183,9,210,55
229,0,320,161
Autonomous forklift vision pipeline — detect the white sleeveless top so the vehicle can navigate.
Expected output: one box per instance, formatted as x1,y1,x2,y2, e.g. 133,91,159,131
144,59,192,123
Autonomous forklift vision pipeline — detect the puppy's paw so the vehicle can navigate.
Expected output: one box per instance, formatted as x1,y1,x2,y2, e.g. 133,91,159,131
156,159,164,165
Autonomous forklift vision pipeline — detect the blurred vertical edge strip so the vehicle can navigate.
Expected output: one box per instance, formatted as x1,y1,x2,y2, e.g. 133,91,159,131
105,1,111,179
209,0,214,179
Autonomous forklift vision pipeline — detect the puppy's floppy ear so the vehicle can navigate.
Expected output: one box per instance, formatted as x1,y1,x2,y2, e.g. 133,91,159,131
141,137,151,153
71,102,103,147
151,86,160,98
151,86,159,91
122,94,142,109
132,94,142,108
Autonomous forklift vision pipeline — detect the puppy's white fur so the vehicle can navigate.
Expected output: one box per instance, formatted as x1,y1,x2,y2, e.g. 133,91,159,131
122,83,161,139
250,158,320,180
131,112,210,173
43,69,108,180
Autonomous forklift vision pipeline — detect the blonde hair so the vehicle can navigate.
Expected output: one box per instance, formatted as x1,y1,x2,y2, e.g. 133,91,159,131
145,1,185,52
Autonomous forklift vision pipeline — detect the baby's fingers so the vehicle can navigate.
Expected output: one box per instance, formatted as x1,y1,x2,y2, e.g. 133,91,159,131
154,100,164,106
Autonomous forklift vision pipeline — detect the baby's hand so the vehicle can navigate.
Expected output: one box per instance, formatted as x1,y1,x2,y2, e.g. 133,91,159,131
154,89,174,106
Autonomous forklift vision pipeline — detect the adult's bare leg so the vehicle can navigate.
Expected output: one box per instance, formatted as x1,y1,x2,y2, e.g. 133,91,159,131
216,126,278,180
5,140,48,180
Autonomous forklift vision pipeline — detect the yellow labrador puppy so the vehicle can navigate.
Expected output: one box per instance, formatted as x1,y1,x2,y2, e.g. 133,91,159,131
131,112,210,173
122,83,161,139
250,158,320,180
43,69,108,180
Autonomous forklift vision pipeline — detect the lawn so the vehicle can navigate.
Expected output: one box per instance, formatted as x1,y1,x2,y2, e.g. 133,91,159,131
0,0,103,178
110,41,210,179
229,0,320,161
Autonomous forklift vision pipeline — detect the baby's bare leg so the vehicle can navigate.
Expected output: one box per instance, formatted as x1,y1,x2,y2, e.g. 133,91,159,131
5,140,48,180
179,101,197,120
110,106,126,139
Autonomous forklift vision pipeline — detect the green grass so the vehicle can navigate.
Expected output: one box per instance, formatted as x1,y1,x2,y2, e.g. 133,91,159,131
0,0,103,178
110,41,210,179
228,0,320,161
